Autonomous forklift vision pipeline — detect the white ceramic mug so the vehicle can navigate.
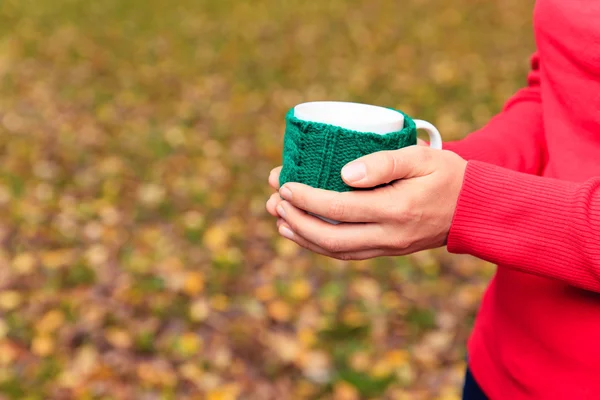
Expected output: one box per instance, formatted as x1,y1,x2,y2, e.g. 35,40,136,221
294,101,442,149
293,101,443,224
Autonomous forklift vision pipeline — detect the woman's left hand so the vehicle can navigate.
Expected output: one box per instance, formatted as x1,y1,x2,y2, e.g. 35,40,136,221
266,146,467,260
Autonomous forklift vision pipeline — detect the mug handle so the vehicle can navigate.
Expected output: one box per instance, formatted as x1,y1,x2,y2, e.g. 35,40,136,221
413,120,442,150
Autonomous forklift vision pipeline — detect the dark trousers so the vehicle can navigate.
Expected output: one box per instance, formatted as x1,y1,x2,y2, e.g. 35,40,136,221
462,367,488,400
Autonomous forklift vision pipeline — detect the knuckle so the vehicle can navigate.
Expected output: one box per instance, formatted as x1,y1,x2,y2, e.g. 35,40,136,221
383,152,399,182
383,200,410,222
326,196,346,220
416,146,432,163
283,211,298,230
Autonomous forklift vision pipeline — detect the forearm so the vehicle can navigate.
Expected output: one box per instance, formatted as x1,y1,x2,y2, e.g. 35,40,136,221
448,161,600,292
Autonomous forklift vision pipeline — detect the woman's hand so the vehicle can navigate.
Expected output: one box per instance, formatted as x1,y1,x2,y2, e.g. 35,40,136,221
266,144,467,260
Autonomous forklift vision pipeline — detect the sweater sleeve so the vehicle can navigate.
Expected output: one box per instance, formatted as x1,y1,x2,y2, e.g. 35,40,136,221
448,161,600,293
443,53,547,174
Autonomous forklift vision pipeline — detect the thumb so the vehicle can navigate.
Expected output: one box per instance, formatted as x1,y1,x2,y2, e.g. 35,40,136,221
341,146,432,188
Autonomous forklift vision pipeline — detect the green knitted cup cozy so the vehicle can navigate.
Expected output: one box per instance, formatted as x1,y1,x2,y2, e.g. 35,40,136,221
279,108,418,192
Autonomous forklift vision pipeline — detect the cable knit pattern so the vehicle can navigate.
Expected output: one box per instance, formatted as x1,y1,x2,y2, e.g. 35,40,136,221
279,108,417,191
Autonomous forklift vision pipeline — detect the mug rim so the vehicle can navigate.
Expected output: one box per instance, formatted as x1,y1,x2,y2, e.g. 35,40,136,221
293,101,404,135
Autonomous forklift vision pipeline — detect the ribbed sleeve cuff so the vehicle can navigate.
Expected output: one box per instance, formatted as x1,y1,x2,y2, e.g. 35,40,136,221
447,161,579,272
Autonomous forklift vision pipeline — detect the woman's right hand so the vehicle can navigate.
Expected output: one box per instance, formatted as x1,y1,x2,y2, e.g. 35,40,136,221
265,139,427,219
266,139,429,218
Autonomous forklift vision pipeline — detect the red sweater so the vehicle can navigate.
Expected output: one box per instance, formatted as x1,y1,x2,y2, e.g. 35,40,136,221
444,1,600,398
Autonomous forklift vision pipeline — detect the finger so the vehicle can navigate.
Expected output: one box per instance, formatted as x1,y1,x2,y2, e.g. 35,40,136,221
266,192,284,217
269,166,282,190
341,146,434,188
277,201,387,253
277,221,388,260
417,138,428,146
279,182,385,222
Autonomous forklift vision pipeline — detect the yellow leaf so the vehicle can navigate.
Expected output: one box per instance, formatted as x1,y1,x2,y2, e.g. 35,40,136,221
100,206,121,226
207,383,240,400
349,351,370,372
381,291,402,309
105,328,132,349
342,306,365,327
37,310,65,334
165,126,186,147
254,285,276,302
0,342,18,365
295,381,319,398
276,238,298,257
385,350,410,369
396,364,415,386
436,385,461,400
0,319,7,339
59,345,99,388
267,300,291,322
183,272,205,296
183,211,205,230
137,361,177,387
32,335,55,357
297,350,331,383
210,294,229,311
41,249,74,269
74,345,98,375
159,256,184,271
207,192,226,209
83,221,104,240
297,328,316,348
289,279,311,301
203,224,229,252
430,60,457,85
320,297,337,313
189,299,210,322
11,253,36,274
0,291,22,311
371,359,392,379
213,248,242,265
85,244,109,267
137,183,166,206
351,277,380,303
213,346,232,369
179,362,203,386
177,332,203,357
333,381,359,400
268,333,299,363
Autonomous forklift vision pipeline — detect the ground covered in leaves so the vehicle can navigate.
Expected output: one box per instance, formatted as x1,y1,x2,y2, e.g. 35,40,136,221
0,1,534,399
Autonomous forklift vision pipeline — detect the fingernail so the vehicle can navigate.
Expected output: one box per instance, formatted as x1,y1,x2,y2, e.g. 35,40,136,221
280,186,292,200
277,204,286,219
342,162,366,182
279,225,294,239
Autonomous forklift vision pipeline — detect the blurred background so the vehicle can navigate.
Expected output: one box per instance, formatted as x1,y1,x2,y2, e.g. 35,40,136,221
0,0,534,399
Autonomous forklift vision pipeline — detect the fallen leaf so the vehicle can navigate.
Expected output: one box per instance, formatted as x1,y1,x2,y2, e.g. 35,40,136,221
32,335,55,357
183,271,205,296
